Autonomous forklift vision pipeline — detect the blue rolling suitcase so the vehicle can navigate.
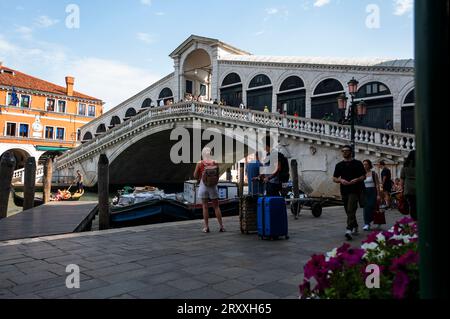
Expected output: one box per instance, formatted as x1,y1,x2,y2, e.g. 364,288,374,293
257,197,289,240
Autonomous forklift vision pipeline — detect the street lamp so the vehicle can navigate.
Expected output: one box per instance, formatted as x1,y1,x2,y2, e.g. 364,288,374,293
337,77,367,156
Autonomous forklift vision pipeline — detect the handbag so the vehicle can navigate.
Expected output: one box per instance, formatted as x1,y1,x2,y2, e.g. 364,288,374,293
398,194,410,215
373,201,386,225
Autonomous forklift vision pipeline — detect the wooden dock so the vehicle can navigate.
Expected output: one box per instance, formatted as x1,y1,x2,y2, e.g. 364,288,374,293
0,201,98,242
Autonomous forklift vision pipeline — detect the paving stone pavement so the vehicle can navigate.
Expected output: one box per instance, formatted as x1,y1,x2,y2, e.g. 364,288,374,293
0,207,403,299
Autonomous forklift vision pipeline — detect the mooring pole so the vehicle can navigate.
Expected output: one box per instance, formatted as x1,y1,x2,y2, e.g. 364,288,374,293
239,163,245,197
0,152,16,219
98,154,110,230
42,158,53,204
23,157,36,211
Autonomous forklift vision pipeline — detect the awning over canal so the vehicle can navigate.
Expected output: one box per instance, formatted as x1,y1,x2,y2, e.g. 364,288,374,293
35,146,71,152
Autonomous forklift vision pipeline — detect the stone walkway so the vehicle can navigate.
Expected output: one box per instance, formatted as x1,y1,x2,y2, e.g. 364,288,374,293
0,207,403,299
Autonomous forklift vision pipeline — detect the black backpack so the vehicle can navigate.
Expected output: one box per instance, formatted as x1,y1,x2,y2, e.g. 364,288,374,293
278,153,290,183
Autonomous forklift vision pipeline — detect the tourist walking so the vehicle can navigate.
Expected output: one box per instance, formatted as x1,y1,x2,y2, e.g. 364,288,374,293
362,159,381,231
333,145,366,240
400,151,417,221
193,147,225,233
379,160,392,209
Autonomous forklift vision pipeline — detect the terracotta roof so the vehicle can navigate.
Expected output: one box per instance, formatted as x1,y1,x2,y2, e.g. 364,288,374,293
0,65,102,103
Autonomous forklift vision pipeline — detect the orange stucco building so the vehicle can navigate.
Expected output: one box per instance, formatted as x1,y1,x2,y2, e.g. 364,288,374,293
0,63,103,168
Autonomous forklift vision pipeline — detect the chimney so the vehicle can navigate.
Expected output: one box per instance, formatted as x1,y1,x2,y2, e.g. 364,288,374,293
65,76,75,96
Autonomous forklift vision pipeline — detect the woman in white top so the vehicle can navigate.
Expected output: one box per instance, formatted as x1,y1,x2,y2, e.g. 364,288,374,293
362,159,381,231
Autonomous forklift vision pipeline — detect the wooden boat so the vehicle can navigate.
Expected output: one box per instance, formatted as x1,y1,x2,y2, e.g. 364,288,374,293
11,189,44,208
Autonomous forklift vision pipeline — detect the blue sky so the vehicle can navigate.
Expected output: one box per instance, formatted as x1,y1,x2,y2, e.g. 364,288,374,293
0,0,414,110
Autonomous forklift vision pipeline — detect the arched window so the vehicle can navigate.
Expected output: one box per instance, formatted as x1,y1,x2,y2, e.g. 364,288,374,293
220,73,243,107
124,108,137,120
83,132,93,141
356,82,393,129
279,76,304,92
313,79,344,95
141,98,152,108
402,89,415,134
311,79,344,122
222,73,242,87
247,74,273,112
158,88,174,106
356,82,391,99
277,76,306,116
109,116,121,128
249,74,271,88
96,124,106,134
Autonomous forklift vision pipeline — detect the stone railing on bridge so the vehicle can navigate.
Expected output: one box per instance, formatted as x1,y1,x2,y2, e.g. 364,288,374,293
55,102,415,169
12,165,44,184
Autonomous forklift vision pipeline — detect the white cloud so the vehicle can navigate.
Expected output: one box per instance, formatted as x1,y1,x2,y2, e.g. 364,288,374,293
266,8,279,15
0,34,161,110
394,0,413,16
140,0,152,6
314,0,330,7
16,26,33,39
66,58,159,110
35,15,59,28
254,30,265,36
136,32,156,44
263,7,289,21
155,12,165,16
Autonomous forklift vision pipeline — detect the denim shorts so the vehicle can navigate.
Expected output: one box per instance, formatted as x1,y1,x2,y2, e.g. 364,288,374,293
198,181,219,200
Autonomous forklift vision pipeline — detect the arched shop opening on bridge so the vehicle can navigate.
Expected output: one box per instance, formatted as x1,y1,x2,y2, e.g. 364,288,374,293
220,73,242,107
355,81,393,129
109,116,121,129
402,89,415,134
96,124,107,136
141,98,153,109
124,108,137,121
82,131,93,142
277,76,306,116
247,74,273,112
158,88,174,106
311,78,344,122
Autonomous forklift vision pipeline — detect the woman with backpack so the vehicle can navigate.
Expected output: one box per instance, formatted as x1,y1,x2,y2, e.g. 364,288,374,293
193,147,225,233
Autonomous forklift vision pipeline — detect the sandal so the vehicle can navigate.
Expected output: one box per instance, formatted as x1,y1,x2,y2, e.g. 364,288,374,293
203,227,210,233
219,226,226,232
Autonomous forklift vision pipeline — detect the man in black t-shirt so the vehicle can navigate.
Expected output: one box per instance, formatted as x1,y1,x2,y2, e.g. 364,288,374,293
333,145,366,240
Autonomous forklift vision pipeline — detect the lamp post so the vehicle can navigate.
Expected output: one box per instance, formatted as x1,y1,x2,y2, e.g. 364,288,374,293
337,77,367,156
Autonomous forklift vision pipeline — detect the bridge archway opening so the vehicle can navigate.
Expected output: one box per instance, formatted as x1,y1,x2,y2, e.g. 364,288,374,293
183,49,212,101
356,82,393,129
0,148,31,170
247,74,273,112
401,89,415,134
277,76,306,116
311,79,344,122
158,88,174,106
108,127,263,189
220,73,242,107
109,116,121,128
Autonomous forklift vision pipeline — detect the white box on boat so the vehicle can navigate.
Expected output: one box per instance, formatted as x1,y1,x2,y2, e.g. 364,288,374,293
183,180,238,204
